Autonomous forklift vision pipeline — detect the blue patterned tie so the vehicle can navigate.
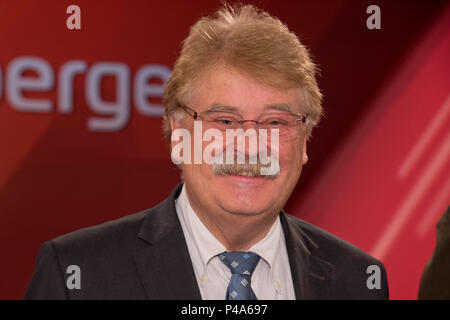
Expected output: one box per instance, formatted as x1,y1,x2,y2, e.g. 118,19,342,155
219,251,261,300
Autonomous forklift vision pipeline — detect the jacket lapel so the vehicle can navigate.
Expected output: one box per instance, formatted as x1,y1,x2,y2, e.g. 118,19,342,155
280,211,335,299
133,183,202,300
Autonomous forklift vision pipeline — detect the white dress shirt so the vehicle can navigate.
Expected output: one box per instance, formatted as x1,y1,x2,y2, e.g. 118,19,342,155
175,184,296,300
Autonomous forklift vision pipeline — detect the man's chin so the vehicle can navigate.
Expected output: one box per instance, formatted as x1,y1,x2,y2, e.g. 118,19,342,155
218,200,271,217
212,175,277,214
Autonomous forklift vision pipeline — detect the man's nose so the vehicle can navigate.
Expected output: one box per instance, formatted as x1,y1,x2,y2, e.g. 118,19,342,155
232,128,267,162
239,120,259,129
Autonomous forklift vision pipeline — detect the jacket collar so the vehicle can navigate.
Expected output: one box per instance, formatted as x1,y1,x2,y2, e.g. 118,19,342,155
280,211,335,299
133,183,202,299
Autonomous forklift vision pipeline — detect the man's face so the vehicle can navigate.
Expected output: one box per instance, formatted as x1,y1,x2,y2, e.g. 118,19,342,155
171,64,308,219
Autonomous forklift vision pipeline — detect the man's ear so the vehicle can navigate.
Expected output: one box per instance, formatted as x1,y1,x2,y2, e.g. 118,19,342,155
302,136,308,165
170,115,181,150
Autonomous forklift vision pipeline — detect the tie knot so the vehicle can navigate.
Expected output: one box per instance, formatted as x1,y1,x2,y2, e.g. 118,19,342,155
219,251,261,275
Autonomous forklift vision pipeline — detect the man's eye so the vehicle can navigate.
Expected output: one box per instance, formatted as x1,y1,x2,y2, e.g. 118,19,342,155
266,119,287,126
216,118,235,126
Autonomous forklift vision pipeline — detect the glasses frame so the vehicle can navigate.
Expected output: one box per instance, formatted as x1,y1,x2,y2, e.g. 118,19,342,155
180,105,307,129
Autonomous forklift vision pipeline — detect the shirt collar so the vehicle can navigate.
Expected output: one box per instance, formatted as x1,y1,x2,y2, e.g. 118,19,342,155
248,216,284,294
247,216,282,270
176,183,284,294
176,184,227,269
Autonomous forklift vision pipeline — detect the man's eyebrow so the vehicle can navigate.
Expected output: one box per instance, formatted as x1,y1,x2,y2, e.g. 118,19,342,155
203,103,240,113
203,103,300,115
264,103,299,115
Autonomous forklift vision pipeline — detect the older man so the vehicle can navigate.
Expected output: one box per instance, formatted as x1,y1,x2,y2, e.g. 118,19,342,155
25,4,388,300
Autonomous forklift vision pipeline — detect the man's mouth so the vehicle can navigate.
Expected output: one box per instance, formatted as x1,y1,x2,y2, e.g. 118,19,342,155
228,171,264,178
212,163,279,180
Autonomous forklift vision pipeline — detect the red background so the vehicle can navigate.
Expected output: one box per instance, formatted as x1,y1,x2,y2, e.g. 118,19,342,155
0,0,448,299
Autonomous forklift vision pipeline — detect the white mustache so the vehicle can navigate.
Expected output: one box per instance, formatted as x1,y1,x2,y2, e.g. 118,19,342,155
211,139,280,178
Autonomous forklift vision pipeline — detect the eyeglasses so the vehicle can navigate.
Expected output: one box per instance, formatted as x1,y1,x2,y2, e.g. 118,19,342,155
180,105,307,140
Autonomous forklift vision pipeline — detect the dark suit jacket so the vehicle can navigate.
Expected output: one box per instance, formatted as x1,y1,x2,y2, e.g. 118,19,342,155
418,206,450,299
25,183,389,299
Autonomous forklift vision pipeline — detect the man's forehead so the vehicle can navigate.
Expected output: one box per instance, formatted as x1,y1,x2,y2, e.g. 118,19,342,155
188,64,304,112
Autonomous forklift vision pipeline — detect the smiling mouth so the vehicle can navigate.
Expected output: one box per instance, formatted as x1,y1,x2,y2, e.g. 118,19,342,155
228,171,264,178
212,163,279,180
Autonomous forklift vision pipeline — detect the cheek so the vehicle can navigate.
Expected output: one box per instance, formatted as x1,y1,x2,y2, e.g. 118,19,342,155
279,142,303,172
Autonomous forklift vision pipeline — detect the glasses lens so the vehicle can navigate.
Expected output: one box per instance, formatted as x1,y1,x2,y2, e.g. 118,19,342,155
197,111,303,141
257,113,301,139
202,112,241,130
